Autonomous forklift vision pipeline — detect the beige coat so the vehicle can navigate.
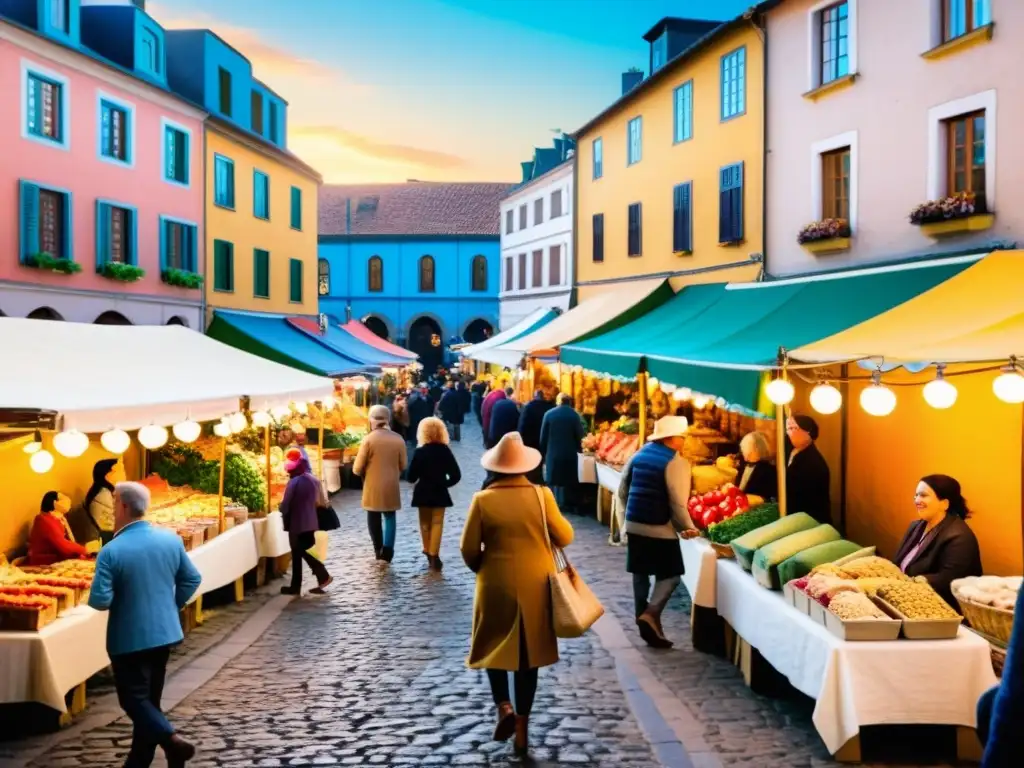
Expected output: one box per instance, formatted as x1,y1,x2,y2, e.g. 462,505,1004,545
460,476,574,671
353,427,407,512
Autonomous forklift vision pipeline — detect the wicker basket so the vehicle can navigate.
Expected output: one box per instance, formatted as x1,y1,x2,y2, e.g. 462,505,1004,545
710,542,735,559
991,644,1006,678
952,583,1015,645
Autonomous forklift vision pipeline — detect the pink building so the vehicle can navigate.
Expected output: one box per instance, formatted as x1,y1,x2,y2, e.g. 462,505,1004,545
0,13,206,326
765,0,1012,276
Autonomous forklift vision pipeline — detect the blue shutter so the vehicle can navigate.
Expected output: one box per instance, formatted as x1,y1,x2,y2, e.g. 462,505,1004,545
681,182,692,252
159,217,167,272
163,128,173,179
63,190,74,262
731,162,744,243
19,181,41,262
181,131,190,185
719,167,733,243
673,183,692,252
100,103,110,156
95,201,110,267
129,208,138,266
188,225,198,273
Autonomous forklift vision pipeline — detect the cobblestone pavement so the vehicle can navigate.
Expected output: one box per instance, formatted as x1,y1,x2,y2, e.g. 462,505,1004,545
9,421,971,768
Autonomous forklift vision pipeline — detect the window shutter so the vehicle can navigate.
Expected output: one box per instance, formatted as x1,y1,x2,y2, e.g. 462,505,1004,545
101,104,110,155
63,191,73,262
96,201,110,267
673,183,692,252
214,242,225,289
719,165,743,244
680,183,692,252
129,209,138,266
731,162,744,242
159,219,168,272
19,181,41,262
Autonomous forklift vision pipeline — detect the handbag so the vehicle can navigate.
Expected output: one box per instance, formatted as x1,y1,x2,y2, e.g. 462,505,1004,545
534,486,604,638
315,477,340,531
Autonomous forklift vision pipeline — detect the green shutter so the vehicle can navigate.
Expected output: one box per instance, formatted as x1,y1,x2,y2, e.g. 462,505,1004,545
214,240,234,291
290,187,302,230
128,208,138,265
19,181,41,262
254,249,270,298
187,225,198,272
290,258,302,302
159,217,167,271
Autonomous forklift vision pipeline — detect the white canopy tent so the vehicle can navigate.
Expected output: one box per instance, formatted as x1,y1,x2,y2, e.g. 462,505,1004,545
0,319,334,433
460,308,557,368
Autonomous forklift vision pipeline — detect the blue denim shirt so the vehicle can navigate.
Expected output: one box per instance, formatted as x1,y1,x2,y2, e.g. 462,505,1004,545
88,521,202,657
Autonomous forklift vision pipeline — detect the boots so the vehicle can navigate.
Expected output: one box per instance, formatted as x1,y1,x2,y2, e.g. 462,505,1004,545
163,733,196,768
637,612,673,649
429,554,444,571
513,715,529,756
493,702,515,742
380,546,394,563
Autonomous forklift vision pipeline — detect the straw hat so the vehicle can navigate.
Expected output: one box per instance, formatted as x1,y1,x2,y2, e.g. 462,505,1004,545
649,415,689,442
368,404,391,429
480,432,541,475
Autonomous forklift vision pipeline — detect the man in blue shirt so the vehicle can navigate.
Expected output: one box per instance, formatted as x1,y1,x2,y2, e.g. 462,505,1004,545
89,482,202,768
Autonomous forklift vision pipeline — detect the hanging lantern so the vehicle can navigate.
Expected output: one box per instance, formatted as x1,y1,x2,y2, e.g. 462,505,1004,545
993,365,1024,404
692,394,711,409
809,383,842,415
213,422,231,438
271,405,292,421
23,429,42,454
138,424,169,450
172,420,201,443
293,401,308,415
860,373,896,417
229,412,248,433
53,429,90,458
30,449,55,473
100,428,131,455
922,366,957,409
672,387,692,402
251,411,272,428
765,376,795,406
322,396,336,411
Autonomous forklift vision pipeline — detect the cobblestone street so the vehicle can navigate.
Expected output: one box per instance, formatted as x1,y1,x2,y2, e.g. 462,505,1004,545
3,423,969,768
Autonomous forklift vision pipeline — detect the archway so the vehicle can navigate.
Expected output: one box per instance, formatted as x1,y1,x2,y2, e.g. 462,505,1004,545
362,315,390,341
463,318,493,345
407,316,443,374
166,316,188,327
27,307,64,321
94,310,132,325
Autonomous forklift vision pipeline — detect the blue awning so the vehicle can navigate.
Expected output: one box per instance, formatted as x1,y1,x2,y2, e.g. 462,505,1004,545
288,317,407,367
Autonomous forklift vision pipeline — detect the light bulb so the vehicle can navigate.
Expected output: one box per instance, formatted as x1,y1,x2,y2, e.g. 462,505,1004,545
765,377,795,406
213,422,231,438
993,368,1024,404
923,370,957,409
53,429,89,458
101,428,131,455
660,383,676,394
672,387,692,402
293,401,308,415
30,449,54,473
692,394,710,409
23,430,42,454
809,383,842,415
172,420,201,443
271,405,292,421
860,377,896,417
715,397,727,408
138,424,169,450
251,411,271,428
229,412,248,433
322,396,336,411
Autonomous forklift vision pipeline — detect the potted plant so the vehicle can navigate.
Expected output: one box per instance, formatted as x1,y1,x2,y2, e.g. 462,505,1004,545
909,191,994,236
99,262,146,282
25,252,82,274
161,269,204,289
797,218,852,254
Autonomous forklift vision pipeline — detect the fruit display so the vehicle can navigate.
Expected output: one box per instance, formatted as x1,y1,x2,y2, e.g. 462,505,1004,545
593,431,639,468
777,539,864,586
0,559,93,631
752,525,842,589
952,575,1021,612
151,442,266,516
705,503,780,544
828,591,889,621
732,512,818,570
688,484,752,530
876,581,962,621
691,458,739,495
581,433,600,454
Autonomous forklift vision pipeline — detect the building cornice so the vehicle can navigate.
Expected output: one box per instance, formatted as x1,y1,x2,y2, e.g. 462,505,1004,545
502,161,574,204
207,118,323,183
0,278,204,307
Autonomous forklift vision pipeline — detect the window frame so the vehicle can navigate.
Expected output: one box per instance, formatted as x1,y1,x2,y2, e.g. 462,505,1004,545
517,252,527,288
218,67,232,117
367,255,384,293
471,254,488,292
945,110,987,211
289,258,303,303
253,248,271,299
213,154,236,210
673,80,694,144
505,209,514,234
807,0,859,92
942,0,991,42
548,244,562,286
627,116,643,166
926,90,995,214
418,255,436,293
592,137,604,180
212,239,235,293
811,131,858,229
518,204,527,230
251,90,264,134
534,197,544,225
96,93,135,167
821,146,852,221
672,182,693,253
49,0,69,33
818,2,851,86
158,215,199,274
550,189,563,218
531,249,543,288
720,46,747,121
627,202,642,257
19,180,74,264
318,258,330,296
718,162,745,244
503,255,514,293
160,118,191,188
253,169,270,220
592,213,604,263
21,59,71,151
94,199,139,268
140,27,161,76
290,186,303,230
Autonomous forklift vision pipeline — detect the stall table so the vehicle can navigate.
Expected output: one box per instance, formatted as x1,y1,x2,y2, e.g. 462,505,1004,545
593,462,624,542
251,511,293,584
679,536,723,654
715,559,997,761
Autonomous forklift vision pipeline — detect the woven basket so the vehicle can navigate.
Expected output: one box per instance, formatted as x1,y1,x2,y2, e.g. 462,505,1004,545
710,542,735,559
991,644,1006,678
952,584,1015,645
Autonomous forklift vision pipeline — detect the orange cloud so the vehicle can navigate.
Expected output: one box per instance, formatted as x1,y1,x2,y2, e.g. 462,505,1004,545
291,125,467,170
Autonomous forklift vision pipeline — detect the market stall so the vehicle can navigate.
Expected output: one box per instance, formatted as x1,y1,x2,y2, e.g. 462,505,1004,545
461,308,559,370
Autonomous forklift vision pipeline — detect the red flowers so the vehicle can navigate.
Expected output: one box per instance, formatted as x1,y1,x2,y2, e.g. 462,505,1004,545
797,218,851,244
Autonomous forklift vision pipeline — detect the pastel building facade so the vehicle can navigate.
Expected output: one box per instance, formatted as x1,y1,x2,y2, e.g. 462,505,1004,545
499,136,575,330
764,0,1014,275
0,0,206,326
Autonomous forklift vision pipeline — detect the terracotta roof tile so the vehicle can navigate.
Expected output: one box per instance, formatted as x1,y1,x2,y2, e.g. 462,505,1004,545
319,182,514,237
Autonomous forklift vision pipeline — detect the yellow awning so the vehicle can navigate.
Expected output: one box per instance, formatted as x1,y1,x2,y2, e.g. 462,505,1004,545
792,251,1024,364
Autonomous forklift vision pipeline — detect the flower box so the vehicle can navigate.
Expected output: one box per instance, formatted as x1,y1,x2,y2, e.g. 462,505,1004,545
24,253,82,275
919,214,995,237
162,269,204,290
801,237,851,254
99,262,146,282
909,191,992,236
797,218,851,253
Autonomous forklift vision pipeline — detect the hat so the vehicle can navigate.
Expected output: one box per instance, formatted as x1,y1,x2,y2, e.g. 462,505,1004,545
480,432,541,475
790,414,820,441
649,415,689,442
284,448,304,472
368,404,391,429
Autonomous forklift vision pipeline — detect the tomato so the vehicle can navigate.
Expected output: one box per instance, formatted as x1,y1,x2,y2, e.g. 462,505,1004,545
736,495,750,509
709,491,724,505
702,508,718,527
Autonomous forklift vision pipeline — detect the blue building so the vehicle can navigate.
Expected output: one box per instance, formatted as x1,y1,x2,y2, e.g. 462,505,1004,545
318,182,511,372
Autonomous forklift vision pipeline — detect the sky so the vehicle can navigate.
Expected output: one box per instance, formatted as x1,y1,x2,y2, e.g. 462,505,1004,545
147,0,752,184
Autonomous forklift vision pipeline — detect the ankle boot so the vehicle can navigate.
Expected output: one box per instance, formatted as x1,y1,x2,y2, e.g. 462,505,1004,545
493,701,515,742
162,733,195,767
381,546,394,563
513,715,529,756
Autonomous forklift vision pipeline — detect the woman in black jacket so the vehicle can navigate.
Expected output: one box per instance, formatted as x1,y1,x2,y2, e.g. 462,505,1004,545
407,417,462,571
784,414,831,524
736,431,777,500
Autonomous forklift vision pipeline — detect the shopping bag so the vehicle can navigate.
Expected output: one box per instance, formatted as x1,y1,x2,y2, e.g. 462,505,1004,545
306,530,329,562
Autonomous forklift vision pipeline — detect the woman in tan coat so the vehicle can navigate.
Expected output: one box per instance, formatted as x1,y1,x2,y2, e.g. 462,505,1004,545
353,405,407,563
461,432,574,757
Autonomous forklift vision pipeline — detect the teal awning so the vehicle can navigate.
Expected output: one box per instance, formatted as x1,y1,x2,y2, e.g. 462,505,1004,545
561,257,978,407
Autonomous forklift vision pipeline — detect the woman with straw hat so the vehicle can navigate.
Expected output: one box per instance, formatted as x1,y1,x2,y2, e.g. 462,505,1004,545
353,404,408,563
461,432,575,757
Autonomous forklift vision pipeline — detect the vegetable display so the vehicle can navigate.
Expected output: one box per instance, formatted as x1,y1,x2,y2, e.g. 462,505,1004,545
828,591,888,621
705,503,780,544
876,581,961,620
732,512,818,570
777,539,863,587
752,524,841,590
688,484,752,530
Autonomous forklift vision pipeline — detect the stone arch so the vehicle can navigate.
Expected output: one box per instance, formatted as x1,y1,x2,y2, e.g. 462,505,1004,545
406,314,445,373
404,311,446,342
26,307,64,321
360,313,395,341
94,310,133,325
462,317,495,344
166,316,189,327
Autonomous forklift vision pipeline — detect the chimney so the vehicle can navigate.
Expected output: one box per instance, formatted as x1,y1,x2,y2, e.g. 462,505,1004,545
520,161,535,184
621,70,644,95
553,138,565,159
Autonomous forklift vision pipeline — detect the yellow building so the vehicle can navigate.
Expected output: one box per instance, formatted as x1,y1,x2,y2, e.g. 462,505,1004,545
574,15,766,300
205,117,322,320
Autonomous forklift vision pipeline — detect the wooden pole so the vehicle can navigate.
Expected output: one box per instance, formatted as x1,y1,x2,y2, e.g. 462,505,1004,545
217,436,227,534
776,403,787,516
264,423,272,516
637,370,649,446
317,402,326,485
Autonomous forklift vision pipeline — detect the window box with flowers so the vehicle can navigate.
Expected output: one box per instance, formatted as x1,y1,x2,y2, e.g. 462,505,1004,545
909,191,993,237
798,218,852,254
25,252,82,275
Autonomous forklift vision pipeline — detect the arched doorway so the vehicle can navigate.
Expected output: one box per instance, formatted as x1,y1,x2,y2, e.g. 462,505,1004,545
362,315,389,340
166,316,188,327
407,316,443,374
27,307,64,321
94,311,132,325
463,318,493,345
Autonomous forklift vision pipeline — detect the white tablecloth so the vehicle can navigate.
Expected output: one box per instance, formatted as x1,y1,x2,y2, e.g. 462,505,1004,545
594,462,622,492
715,560,998,754
188,520,260,597
578,453,597,484
679,537,718,608
251,511,291,558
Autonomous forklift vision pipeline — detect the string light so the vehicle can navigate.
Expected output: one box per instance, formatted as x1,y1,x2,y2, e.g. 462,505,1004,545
692,394,711,409
922,365,957,409
213,422,231,438
138,424,169,450
293,401,308,415
765,376,795,406
53,429,90,458
251,411,271,428
229,412,248,433
860,372,896,417
30,449,54,473
993,363,1024,404
809,383,842,415
672,387,692,402
271,405,292,421
100,428,131,455
173,419,201,443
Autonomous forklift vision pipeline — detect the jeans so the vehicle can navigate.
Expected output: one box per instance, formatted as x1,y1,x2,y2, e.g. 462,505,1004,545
486,622,538,716
111,645,174,768
367,511,397,552
632,574,681,619
551,484,580,515
290,531,330,591
446,422,461,441
417,507,445,556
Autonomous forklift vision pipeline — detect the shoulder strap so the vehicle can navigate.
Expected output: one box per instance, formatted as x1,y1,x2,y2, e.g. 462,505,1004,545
534,485,553,553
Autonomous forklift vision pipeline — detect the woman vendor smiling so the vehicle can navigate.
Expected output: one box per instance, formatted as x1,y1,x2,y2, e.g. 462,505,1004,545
893,474,982,608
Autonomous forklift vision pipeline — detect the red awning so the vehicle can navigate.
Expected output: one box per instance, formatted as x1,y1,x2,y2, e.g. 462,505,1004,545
341,320,418,360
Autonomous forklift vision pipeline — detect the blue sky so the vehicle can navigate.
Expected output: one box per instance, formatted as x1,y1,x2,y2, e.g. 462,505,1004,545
148,0,753,183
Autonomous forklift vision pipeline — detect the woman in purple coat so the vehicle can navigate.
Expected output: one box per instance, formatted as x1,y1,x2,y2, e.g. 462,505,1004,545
280,448,332,596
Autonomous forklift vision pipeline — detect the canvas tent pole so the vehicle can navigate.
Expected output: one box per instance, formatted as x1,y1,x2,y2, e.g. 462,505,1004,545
775,351,788,517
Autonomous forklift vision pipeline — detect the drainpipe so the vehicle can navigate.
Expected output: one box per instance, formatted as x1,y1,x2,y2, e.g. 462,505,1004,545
200,125,209,328
570,147,579,309
752,10,769,281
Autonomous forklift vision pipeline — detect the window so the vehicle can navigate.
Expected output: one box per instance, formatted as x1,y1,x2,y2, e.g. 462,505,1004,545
163,123,189,185
819,3,850,85
318,258,330,296
290,187,302,230
160,218,198,273
471,254,487,292
504,256,514,291
505,209,514,234
673,183,693,253
214,155,235,209
627,117,642,165
289,258,303,303
253,249,270,298
531,249,543,288
518,204,527,230
368,255,383,292
721,46,746,120
627,203,642,256
944,0,991,42
534,198,544,225
49,0,68,32
25,70,65,145
213,240,234,292
822,147,851,220
218,67,232,116
99,99,131,164
946,111,986,211
719,162,744,244
96,202,137,266
549,245,561,285
253,170,270,220
674,81,693,143
419,255,435,292
593,138,604,179
517,252,527,288
19,182,73,263
268,102,279,143
251,91,264,134
652,32,668,72
551,190,563,218
592,214,604,262
141,29,160,75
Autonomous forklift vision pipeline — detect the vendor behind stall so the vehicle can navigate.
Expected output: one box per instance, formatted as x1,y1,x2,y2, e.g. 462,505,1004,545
27,491,91,566
85,458,125,544
785,414,831,524
894,474,983,607
737,431,777,500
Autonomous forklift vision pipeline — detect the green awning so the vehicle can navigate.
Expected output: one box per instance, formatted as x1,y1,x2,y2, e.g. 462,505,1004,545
560,257,978,407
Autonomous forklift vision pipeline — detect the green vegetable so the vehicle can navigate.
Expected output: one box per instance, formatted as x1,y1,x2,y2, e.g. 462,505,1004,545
706,503,779,544
323,431,363,450
732,512,818,570
777,539,864,586
752,525,841,589
151,442,266,513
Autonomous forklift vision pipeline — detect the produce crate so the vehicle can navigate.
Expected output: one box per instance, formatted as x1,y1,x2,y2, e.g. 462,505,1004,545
782,581,798,608
710,542,734,559
809,600,828,626
823,608,901,641
952,584,1015,645
0,601,58,631
875,598,963,640
790,587,812,616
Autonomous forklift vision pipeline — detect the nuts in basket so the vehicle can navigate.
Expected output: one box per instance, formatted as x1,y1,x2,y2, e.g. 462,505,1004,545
876,581,961,620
